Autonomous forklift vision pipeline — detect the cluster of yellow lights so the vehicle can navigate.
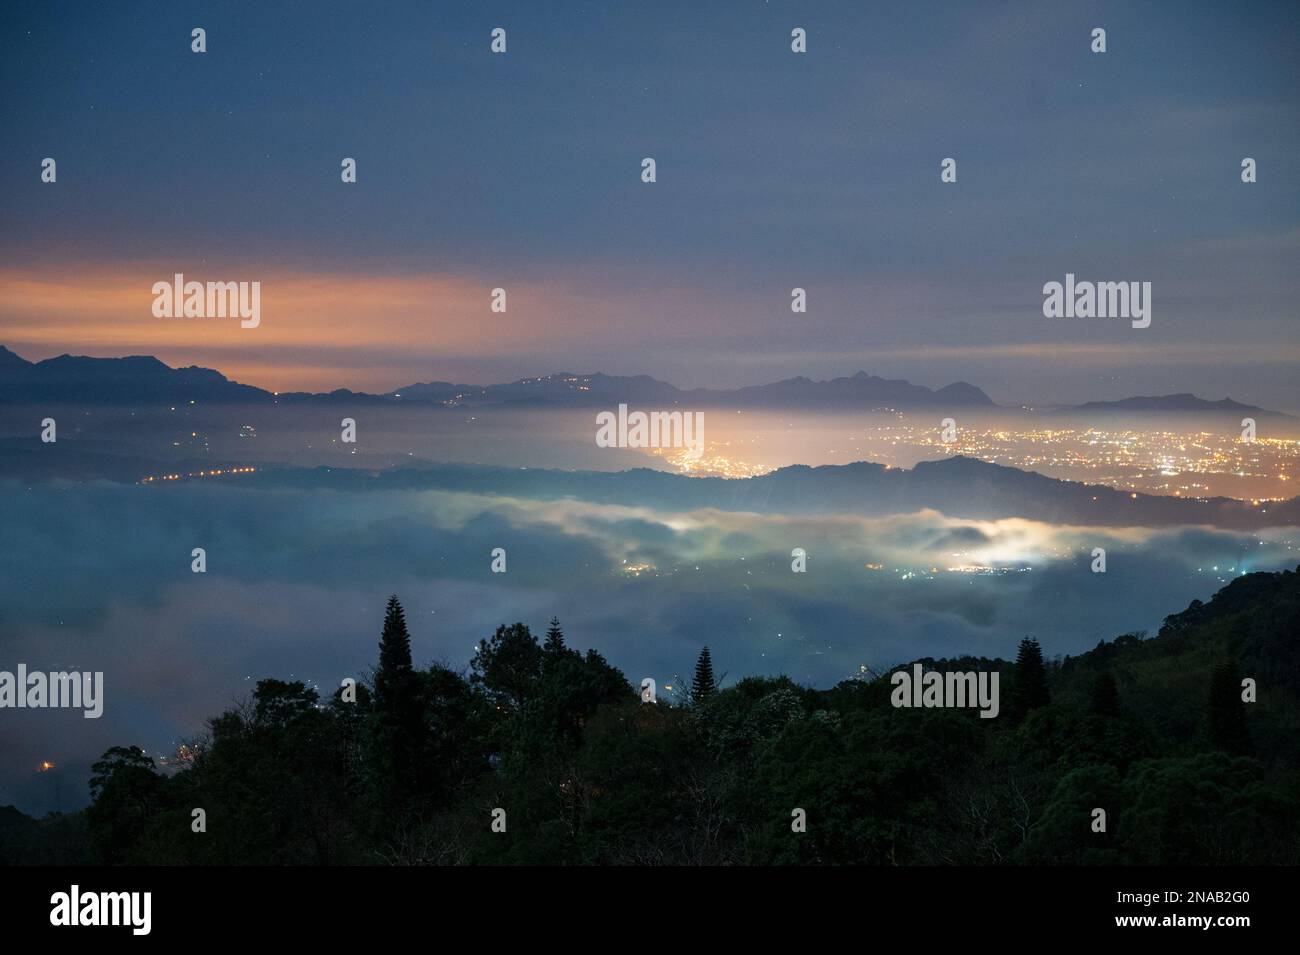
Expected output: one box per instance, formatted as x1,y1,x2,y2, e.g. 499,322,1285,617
903,427,1296,495
158,743,204,769
653,445,773,479
140,466,257,484
659,424,1296,496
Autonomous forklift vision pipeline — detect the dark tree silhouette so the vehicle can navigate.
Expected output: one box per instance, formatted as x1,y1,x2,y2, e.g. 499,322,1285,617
368,595,426,806
254,679,319,726
543,617,569,657
471,622,543,708
1010,637,1050,719
691,647,717,705
85,746,163,864
374,595,412,704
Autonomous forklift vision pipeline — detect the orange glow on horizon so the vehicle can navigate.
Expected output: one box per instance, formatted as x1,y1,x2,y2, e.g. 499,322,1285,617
0,264,638,392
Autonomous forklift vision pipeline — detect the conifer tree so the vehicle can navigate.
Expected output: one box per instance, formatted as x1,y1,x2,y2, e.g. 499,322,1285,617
1010,636,1050,719
374,595,413,705
368,596,425,805
543,617,567,656
691,646,717,705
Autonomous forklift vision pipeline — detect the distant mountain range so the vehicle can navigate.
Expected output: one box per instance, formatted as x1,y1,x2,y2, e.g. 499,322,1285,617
1068,394,1270,415
0,347,267,405
0,345,1288,417
424,454,1294,527
2,425,1293,527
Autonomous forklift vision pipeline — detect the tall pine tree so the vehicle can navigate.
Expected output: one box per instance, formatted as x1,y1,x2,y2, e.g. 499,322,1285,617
1010,636,1050,720
691,647,717,705
543,617,567,655
374,595,413,705
368,595,424,806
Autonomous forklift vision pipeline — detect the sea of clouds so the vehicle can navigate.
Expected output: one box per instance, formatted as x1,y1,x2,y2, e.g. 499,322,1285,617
1,480,1294,812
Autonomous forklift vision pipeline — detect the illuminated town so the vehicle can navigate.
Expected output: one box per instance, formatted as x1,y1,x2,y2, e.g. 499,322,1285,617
656,423,1298,500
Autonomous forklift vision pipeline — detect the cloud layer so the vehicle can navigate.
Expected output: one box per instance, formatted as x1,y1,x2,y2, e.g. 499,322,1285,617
2,479,1294,812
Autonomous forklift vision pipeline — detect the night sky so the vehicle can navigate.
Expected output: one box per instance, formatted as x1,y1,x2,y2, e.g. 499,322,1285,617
2,0,1297,407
